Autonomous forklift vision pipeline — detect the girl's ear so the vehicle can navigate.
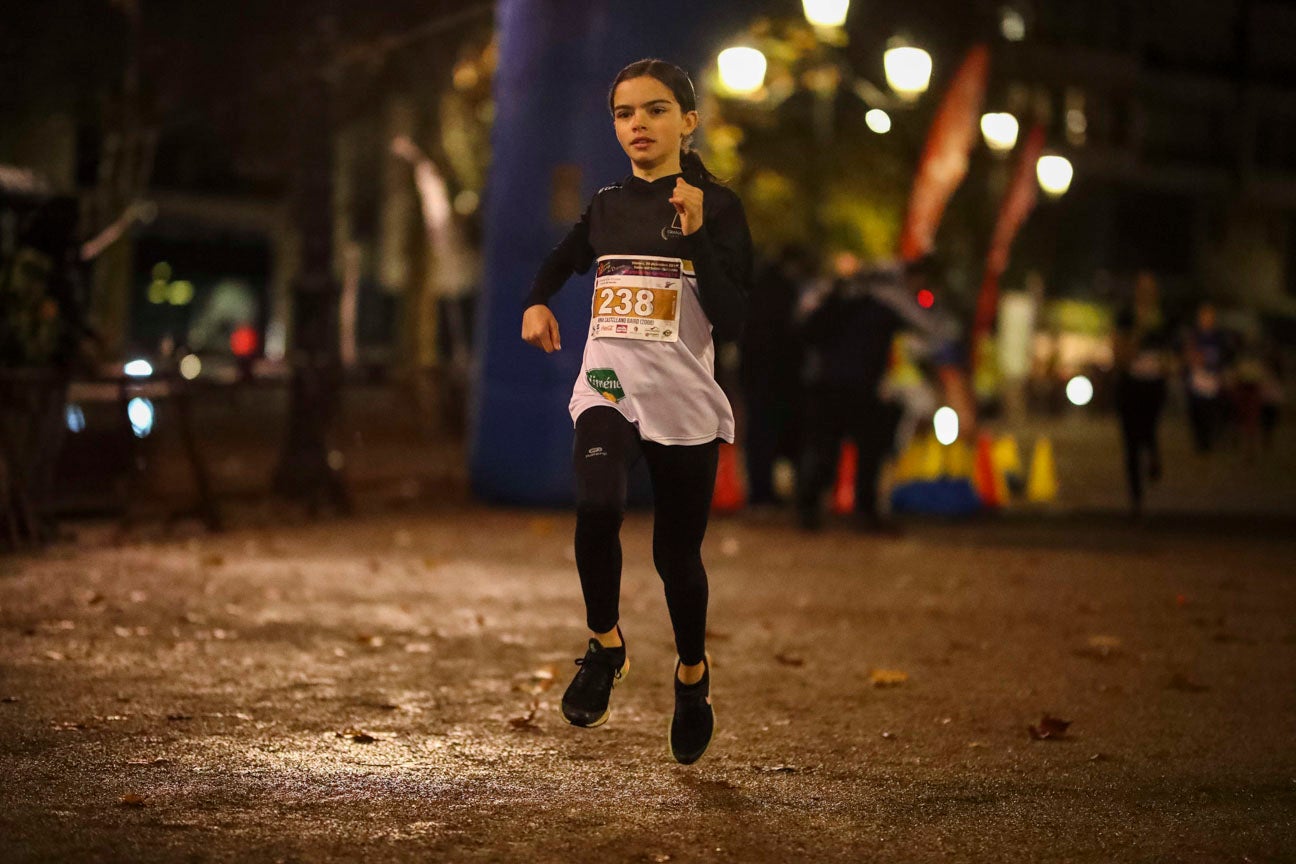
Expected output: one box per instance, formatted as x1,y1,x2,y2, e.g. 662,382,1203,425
681,110,699,137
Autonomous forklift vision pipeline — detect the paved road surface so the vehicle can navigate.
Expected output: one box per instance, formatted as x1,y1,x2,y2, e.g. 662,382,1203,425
3,500,1294,862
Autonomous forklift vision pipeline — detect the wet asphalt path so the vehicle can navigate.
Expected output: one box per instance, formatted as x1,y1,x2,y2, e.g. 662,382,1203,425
2,505,1294,862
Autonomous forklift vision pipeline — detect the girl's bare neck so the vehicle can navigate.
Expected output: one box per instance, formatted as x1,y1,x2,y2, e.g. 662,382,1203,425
632,156,682,182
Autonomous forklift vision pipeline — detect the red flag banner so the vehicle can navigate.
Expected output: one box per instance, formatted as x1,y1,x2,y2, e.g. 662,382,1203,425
972,124,1046,343
898,44,990,262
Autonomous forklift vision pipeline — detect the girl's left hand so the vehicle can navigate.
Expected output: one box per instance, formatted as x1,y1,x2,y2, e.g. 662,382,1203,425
670,178,704,236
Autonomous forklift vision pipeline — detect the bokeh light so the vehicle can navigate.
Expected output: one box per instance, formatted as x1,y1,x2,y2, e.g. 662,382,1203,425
179,354,203,380
124,359,153,378
717,47,767,96
865,108,892,134
65,404,86,434
884,45,932,99
1066,375,1094,406
934,406,959,445
128,397,155,438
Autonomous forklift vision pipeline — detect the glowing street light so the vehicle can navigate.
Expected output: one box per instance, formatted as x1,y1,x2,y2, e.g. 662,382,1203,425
980,112,1019,152
717,47,767,96
802,0,849,28
1036,154,1074,196
865,108,892,134
883,44,932,99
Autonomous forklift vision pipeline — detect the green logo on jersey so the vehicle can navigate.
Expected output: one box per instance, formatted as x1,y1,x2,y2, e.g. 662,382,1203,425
586,368,625,403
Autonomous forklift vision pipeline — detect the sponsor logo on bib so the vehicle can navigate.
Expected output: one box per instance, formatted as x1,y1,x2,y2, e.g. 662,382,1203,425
586,368,625,403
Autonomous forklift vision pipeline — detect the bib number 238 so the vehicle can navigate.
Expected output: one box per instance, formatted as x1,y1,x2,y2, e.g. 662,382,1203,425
590,254,682,343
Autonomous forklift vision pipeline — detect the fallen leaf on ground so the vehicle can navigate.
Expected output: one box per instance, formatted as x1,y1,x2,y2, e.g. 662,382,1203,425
118,793,147,807
775,653,805,667
336,728,376,743
508,701,541,730
1167,672,1209,692
523,663,559,695
1028,714,1072,740
1078,634,1123,660
751,764,799,774
869,669,908,687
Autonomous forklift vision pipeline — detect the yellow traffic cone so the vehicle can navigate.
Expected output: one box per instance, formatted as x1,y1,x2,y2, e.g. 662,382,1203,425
919,434,944,480
894,436,923,484
943,438,975,480
1026,436,1058,503
992,434,1025,498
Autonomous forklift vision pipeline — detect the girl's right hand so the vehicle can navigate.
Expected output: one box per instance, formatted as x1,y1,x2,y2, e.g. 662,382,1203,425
522,304,562,352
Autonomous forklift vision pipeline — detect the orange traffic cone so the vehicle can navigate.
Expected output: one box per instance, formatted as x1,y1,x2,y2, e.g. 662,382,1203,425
973,433,1002,508
711,442,747,513
832,440,857,515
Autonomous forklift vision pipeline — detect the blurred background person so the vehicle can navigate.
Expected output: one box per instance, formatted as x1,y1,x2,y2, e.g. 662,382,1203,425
740,245,812,509
1260,343,1285,451
1112,272,1170,516
1182,302,1230,453
795,253,950,532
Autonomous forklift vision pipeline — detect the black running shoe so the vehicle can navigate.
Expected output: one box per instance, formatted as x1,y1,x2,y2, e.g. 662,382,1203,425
669,656,714,764
560,626,628,728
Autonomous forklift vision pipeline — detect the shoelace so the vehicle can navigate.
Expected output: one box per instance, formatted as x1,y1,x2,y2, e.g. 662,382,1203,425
574,650,623,680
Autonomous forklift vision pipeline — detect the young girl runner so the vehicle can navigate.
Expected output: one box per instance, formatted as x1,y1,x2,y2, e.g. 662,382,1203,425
521,59,752,764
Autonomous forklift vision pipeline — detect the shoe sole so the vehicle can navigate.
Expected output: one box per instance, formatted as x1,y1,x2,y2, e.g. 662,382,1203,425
560,655,629,729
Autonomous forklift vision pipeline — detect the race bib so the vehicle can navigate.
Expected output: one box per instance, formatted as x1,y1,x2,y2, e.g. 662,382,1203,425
590,254,682,343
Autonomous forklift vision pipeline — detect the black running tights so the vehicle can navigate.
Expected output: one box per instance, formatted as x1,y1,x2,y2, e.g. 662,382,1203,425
572,406,718,666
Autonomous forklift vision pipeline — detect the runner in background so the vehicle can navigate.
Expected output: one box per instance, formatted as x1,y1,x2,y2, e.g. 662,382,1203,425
520,59,752,764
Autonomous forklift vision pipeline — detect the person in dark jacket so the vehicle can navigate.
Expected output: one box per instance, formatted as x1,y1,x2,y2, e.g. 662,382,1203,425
795,256,950,531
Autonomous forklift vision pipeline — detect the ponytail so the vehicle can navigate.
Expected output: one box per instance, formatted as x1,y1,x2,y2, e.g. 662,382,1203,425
680,149,717,186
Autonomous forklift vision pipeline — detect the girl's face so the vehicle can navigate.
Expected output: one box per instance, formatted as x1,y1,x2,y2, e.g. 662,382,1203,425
611,75,698,173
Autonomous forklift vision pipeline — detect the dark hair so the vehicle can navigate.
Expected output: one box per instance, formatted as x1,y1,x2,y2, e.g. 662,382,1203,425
608,58,717,184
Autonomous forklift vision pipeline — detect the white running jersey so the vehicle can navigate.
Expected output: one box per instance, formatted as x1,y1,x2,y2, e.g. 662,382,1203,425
569,255,734,445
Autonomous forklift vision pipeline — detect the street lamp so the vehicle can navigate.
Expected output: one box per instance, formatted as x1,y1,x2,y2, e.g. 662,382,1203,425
883,43,932,99
865,108,892,134
1036,154,1074,196
980,112,1019,152
717,46,767,96
802,0,849,28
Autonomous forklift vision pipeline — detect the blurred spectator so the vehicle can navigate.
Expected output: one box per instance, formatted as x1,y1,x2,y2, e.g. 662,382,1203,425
1260,345,1284,451
795,254,953,532
1182,302,1230,453
1112,272,1170,515
740,245,813,507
